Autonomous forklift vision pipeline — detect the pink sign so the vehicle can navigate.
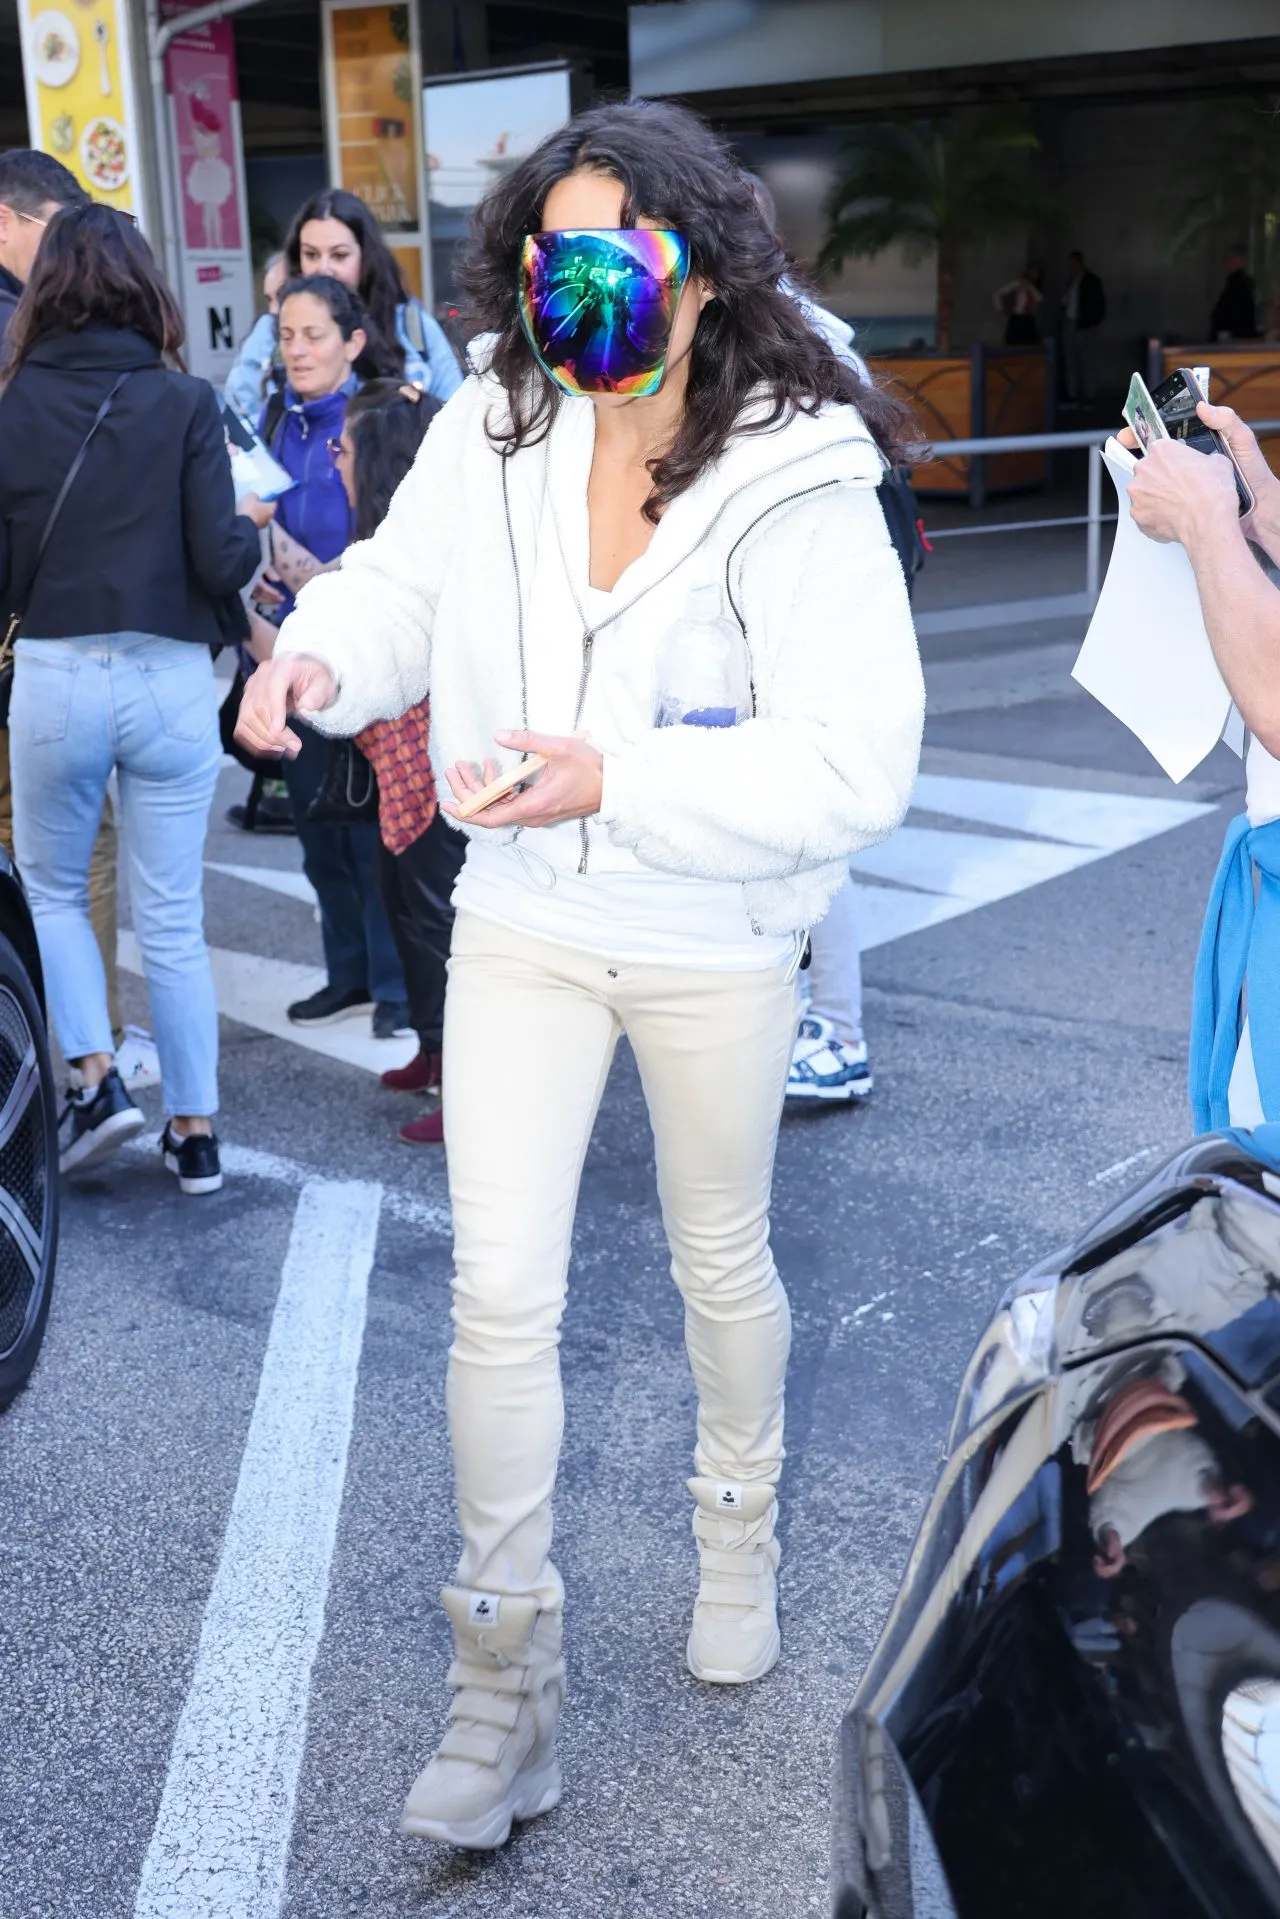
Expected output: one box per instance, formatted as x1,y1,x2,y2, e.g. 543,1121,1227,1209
165,19,242,255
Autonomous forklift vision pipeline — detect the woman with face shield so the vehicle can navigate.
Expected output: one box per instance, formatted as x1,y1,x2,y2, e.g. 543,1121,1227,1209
236,100,924,1848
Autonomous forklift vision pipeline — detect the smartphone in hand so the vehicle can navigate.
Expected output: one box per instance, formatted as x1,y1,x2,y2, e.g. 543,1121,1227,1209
1150,367,1256,517
452,756,548,821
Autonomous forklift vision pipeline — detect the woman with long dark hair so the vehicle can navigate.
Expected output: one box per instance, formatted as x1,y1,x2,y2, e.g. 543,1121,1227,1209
239,100,923,1844
254,276,409,1036
0,203,267,1191
224,187,462,417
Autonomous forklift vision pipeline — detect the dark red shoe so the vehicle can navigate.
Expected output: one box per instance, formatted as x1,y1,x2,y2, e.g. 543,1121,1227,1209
399,1108,444,1146
381,1048,441,1095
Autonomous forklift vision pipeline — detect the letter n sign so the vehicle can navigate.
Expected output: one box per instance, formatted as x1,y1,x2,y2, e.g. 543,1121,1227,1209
209,304,234,352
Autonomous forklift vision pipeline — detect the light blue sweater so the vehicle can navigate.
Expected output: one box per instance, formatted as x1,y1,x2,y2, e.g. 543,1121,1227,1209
1189,811,1280,1129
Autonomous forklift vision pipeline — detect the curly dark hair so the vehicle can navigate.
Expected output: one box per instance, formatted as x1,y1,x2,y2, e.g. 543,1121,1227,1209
277,274,401,383
345,379,441,541
2,201,184,385
284,187,409,379
458,99,917,522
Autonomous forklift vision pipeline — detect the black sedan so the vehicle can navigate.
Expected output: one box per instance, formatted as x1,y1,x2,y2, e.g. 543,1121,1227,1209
834,1128,1280,1919
0,843,59,1410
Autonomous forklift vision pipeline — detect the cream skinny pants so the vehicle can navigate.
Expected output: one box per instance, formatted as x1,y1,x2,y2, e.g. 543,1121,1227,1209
443,911,797,1612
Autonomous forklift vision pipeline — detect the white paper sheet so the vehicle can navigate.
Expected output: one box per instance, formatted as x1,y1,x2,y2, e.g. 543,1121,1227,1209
1071,437,1232,782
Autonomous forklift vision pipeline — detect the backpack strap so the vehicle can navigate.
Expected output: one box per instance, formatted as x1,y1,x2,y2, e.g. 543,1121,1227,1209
401,298,427,357
261,383,287,452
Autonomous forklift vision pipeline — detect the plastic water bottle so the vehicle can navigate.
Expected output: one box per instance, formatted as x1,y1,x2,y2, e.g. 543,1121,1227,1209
654,585,751,729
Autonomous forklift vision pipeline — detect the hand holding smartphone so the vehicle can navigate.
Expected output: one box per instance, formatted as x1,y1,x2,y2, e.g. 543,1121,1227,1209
1123,368,1256,517
452,755,548,821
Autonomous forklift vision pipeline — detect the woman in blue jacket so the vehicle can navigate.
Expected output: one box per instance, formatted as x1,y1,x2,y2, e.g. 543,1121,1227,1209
225,189,461,420
258,274,409,1037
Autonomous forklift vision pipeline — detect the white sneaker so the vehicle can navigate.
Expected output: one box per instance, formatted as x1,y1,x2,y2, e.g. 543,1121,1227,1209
786,1015,873,1103
401,1587,565,1849
115,1024,162,1092
686,1477,781,1684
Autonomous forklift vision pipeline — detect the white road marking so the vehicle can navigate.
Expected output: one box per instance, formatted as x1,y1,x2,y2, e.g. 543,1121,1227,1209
118,933,418,1078
853,824,1101,903
205,862,318,908
133,1177,383,1919
1091,1145,1163,1185
853,777,1217,952
911,774,1213,851
121,777,1219,1067
121,1133,453,1235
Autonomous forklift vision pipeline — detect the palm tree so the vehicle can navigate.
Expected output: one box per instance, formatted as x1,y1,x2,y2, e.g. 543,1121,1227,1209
1172,97,1280,337
820,111,1055,352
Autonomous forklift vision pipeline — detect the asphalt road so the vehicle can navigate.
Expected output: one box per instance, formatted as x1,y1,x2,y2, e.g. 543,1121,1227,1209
0,627,1246,1919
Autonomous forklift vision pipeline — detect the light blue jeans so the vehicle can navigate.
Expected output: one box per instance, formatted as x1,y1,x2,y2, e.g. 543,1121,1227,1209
11,634,221,1116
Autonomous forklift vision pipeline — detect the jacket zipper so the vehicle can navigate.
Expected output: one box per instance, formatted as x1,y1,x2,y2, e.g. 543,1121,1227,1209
573,630,595,873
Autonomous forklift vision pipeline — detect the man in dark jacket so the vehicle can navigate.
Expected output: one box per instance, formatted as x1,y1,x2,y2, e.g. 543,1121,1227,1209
0,149,87,343
1211,247,1261,341
1061,249,1106,403
0,151,133,1065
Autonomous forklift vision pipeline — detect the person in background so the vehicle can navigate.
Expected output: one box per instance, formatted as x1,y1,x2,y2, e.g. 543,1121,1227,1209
224,188,462,415
1061,248,1105,405
1124,403,1280,1131
332,379,465,1141
1211,245,1261,342
745,171,878,1105
0,204,268,1189
0,148,87,337
256,275,410,1039
223,249,287,421
0,150,156,1089
225,251,297,835
995,261,1044,346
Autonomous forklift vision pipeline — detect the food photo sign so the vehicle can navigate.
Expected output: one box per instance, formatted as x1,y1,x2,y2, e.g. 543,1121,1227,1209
17,0,140,212
321,0,429,300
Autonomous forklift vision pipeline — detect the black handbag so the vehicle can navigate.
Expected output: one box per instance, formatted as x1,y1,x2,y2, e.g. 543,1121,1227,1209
0,371,131,727
304,739,379,824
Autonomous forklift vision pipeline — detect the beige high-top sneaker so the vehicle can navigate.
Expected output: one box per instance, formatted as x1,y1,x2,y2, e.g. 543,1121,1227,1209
685,1477,781,1685
401,1586,565,1849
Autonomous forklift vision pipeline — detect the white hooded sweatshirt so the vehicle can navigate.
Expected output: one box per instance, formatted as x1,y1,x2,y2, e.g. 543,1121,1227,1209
273,366,924,940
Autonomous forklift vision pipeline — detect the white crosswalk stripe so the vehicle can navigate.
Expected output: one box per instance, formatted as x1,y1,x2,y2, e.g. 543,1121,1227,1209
851,775,1214,952
118,777,1218,1071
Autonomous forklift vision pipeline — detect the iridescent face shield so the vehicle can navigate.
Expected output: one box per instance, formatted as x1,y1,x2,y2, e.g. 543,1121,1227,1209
518,227,692,397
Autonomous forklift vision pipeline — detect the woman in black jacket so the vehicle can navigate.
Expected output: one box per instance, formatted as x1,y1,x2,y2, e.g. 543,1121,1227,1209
0,204,269,1193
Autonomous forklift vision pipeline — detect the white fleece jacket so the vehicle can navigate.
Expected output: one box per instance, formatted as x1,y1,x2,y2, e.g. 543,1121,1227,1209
274,369,924,936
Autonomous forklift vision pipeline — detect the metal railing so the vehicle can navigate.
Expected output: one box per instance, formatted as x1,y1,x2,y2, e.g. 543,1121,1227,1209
913,421,1280,635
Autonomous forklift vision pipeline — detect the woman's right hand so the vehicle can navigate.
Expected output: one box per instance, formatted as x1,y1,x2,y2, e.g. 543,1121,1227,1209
235,654,337,759
238,492,278,530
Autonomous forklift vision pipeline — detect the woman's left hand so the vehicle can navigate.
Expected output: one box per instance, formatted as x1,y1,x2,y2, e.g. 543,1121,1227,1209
442,730,604,829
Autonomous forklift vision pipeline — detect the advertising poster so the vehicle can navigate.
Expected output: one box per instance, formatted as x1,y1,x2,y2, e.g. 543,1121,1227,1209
322,0,427,300
423,65,572,318
163,3,254,384
17,0,141,214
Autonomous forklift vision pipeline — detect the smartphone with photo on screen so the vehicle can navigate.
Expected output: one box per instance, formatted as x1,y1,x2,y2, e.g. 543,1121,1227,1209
1149,367,1256,518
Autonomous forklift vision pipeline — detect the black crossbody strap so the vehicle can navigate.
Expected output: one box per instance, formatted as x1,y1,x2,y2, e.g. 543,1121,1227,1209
4,370,132,642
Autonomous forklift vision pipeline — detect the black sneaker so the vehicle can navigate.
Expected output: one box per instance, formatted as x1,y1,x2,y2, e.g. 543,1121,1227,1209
372,999,414,1040
287,984,372,1026
161,1123,223,1196
59,1067,146,1173
226,794,295,835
